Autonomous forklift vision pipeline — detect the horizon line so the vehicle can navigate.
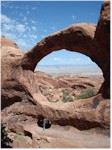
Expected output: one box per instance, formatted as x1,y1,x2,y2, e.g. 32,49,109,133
37,64,97,66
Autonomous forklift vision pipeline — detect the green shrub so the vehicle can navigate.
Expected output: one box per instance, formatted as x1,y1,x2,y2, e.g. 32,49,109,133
62,89,70,96
62,89,74,103
14,134,26,141
76,88,96,100
1,123,11,148
62,96,74,103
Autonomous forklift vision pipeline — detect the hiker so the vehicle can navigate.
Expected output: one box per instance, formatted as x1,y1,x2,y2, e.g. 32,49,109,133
38,115,51,130
43,117,51,130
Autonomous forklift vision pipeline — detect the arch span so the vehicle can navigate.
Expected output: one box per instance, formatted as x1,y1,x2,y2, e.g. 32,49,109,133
21,1,110,98
21,23,97,71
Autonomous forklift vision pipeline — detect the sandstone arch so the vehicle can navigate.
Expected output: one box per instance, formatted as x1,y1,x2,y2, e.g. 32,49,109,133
21,23,96,71
21,1,110,98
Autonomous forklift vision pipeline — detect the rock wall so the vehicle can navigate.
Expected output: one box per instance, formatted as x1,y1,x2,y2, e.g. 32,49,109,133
94,1,110,98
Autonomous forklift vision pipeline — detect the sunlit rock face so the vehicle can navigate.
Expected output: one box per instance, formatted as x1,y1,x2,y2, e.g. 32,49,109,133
1,0,110,135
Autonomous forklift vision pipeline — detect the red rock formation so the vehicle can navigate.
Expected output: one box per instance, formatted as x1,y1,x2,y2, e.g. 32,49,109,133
21,23,96,71
21,1,110,98
94,1,110,98
1,1,110,134
1,36,19,49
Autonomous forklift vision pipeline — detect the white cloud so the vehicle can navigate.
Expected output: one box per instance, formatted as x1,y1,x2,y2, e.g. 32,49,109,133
51,26,56,30
2,24,14,31
23,34,27,38
1,14,25,33
16,24,25,32
68,58,83,62
1,2,12,9
1,14,13,24
23,16,27,22
41,35,46,38
17,39,27,47
24,22,28,25
26,26,31,32
32,7,37,10
2,33,16,39
29,34,37,39
72,15,76,20
53,57,84,63
33,35,37,39
31,19,36,24
1,14,38,50
32,26,37,31
54,58,61,61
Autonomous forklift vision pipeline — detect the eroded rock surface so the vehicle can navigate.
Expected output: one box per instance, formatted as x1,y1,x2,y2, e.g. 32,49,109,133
7,124,110,148
1,1,110,148
1,36,19,49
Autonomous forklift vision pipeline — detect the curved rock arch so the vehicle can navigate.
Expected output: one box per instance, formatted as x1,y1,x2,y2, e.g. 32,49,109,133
21,23,97,71
21,1,110,98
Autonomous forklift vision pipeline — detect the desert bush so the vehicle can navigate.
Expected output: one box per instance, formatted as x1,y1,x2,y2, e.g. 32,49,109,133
1,123,12,148
62,89,70,96
76,88,96,100
62,96,74,103
14,134,26,141
62,89,74,103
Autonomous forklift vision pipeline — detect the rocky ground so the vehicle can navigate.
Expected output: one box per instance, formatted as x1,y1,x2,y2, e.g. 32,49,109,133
2,73,110,148
7,123,110,148
35,71,104,103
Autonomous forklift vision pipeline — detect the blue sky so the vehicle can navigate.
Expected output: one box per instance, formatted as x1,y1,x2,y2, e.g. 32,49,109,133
1,1,103,66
